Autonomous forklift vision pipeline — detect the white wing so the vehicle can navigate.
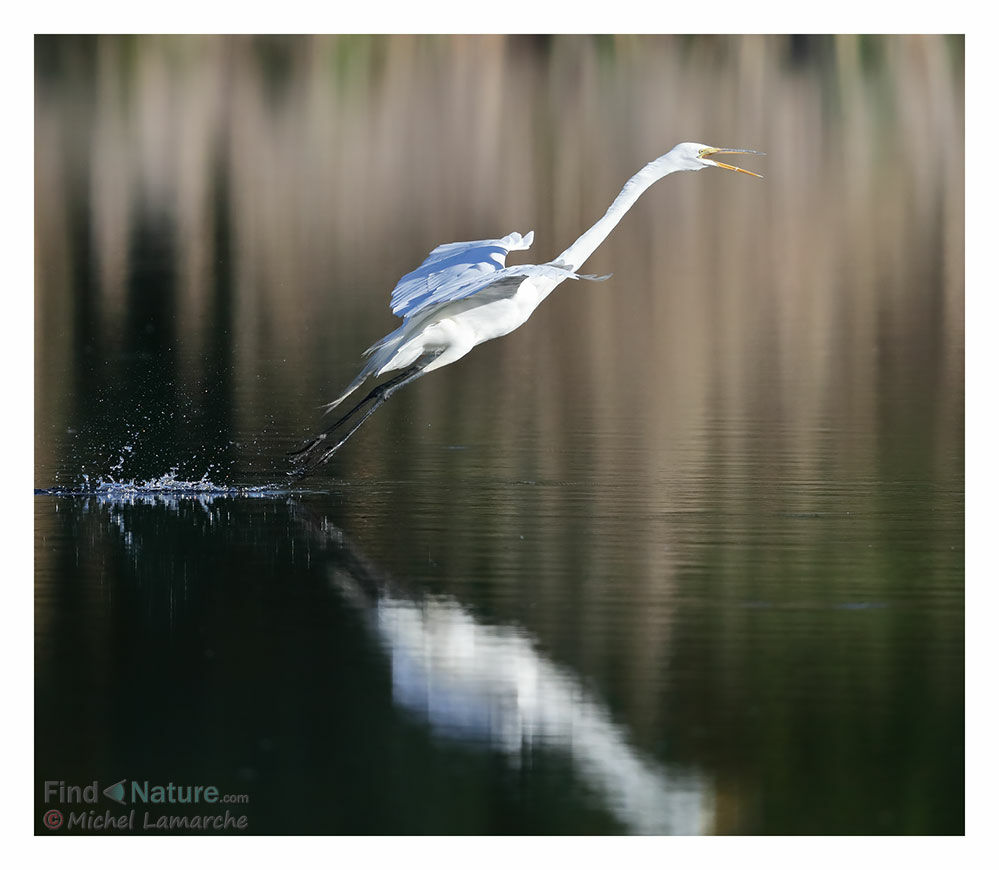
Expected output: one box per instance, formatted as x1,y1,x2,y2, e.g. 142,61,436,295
390,230,535,319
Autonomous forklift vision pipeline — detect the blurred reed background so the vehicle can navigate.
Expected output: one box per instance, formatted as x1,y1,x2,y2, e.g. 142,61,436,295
35,34,964,489
34,35,964,833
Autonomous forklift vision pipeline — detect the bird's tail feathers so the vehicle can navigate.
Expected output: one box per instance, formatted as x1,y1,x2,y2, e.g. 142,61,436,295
321,326,408,413
361,332,396,358
320,372,368,413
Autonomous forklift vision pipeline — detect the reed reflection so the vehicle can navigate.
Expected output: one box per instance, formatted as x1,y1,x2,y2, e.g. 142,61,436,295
34,35,964,493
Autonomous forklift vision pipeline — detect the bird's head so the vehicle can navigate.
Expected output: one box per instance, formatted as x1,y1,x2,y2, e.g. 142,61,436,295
664,142,764,177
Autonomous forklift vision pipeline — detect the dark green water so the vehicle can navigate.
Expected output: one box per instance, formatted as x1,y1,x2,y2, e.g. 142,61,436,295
35,35,964,835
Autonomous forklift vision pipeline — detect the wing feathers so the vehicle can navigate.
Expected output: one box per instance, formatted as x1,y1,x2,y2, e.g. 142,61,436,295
390,231,534,319
388,229,609,321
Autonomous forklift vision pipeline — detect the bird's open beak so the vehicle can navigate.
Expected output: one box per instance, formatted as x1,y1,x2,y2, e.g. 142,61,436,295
699,147,765,178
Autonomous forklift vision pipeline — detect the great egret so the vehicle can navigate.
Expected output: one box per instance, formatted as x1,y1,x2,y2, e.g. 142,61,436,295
290,142,762,474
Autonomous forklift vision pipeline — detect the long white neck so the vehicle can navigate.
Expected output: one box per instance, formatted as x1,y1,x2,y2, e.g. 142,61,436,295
555,157,681,272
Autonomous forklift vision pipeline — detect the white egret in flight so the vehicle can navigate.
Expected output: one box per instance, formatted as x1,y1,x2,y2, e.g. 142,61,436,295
290,143,762,475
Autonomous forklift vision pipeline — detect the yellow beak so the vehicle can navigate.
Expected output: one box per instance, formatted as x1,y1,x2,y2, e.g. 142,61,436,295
700,147,765,178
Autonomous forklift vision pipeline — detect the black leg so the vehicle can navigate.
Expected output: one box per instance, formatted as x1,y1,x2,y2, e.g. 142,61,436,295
288,359,435,477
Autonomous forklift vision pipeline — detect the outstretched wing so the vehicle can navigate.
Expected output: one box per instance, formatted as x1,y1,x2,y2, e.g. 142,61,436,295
390,231,535,319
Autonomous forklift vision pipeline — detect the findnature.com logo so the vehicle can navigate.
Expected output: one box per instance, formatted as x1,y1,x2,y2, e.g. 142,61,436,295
41,779,250,832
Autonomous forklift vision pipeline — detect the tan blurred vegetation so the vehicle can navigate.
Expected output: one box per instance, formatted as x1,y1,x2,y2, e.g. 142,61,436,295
35,33,963,463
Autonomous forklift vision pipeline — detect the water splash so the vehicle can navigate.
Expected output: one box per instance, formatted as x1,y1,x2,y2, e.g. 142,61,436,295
37,467,289,505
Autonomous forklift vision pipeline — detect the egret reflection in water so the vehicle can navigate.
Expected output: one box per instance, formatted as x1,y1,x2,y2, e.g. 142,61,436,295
294,504,711,835
43,486,711,834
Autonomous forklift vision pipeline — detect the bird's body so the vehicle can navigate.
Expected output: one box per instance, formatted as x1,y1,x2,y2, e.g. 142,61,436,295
322,233,604,411
291,142,762,475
